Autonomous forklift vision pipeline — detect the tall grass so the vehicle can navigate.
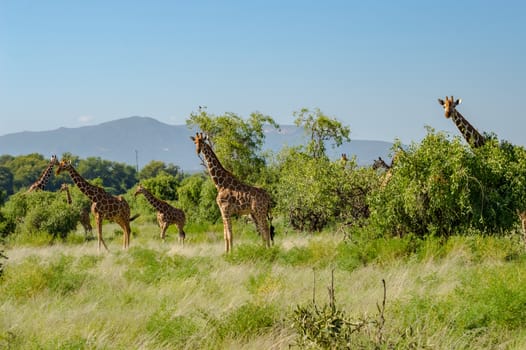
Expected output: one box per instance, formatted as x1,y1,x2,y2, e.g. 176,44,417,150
1,221,526,349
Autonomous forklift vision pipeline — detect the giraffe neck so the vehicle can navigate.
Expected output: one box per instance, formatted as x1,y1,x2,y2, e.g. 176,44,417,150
451,110,485,148
65,166,103,202
201,142,238,189
64,188,72,205
140,188,164,210
33,163,55,190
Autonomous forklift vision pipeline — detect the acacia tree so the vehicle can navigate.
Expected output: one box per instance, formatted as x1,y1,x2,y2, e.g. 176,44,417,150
139,160,182,181
293,108,350,159
186,109,279,185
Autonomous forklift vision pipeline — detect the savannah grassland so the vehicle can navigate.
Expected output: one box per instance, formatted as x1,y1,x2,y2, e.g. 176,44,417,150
2,220,526,350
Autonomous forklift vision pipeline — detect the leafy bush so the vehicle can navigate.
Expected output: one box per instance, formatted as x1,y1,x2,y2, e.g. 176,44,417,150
3,191,80,240
369,130,526,237
0,210,15,237
468,138,526,231
274,147,378,232
177,174,220,224
274,149,340,231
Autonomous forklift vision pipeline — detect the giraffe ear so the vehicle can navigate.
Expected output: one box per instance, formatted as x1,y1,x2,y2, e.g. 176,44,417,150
455,98,462,105
190,136,195,141
438,98,445,106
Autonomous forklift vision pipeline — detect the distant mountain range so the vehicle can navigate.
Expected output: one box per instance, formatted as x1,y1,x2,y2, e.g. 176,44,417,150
0,116,395,172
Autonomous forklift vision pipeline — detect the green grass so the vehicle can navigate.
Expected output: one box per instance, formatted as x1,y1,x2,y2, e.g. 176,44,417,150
2,221,526,349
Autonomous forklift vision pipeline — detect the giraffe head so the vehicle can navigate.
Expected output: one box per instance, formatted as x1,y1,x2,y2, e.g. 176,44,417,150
190,132,208,154
134,184,146,197
438,96,462,119
56,159,73,175
50,154,58,166
372,157,390,170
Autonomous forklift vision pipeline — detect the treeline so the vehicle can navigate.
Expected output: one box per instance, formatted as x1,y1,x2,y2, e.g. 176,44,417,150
1,108,526,241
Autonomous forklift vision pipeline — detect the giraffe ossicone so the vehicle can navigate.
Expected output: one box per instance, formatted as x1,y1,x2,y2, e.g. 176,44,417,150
191,132,274,253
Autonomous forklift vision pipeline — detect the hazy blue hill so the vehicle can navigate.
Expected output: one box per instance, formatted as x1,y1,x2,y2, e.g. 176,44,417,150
0,117,395,171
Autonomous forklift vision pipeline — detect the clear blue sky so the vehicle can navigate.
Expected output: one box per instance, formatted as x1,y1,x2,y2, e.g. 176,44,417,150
1,1,525,146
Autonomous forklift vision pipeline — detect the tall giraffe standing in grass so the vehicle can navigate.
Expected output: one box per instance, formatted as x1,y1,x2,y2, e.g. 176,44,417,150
191,132,274,253
134,184,186,244
56,160,139,251
27,155,58,192
438,96,486,149
60,183,93,238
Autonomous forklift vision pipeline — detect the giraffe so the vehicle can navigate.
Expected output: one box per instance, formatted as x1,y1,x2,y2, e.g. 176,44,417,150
191,132,274,253
373,156,393,188
134,184,186,244
438,96,486,149
27,155,58,192
55,160,139,251
60,183,93,238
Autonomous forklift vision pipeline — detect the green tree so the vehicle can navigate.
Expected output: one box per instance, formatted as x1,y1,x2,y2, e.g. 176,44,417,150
293,108,350,159
75,157,137,194
139,160,183,181
140,173,181,201
186,109,279,184
0,166,14,198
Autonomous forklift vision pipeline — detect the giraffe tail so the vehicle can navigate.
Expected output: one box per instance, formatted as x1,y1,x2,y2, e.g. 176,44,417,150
129,214,140,222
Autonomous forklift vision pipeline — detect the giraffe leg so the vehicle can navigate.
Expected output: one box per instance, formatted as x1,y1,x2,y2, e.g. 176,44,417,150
160,222,168,242
96,216,109,252
122,222,132,249
177,222,186,246
254,213,271,248
221,211,233,253
157,216,164,240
